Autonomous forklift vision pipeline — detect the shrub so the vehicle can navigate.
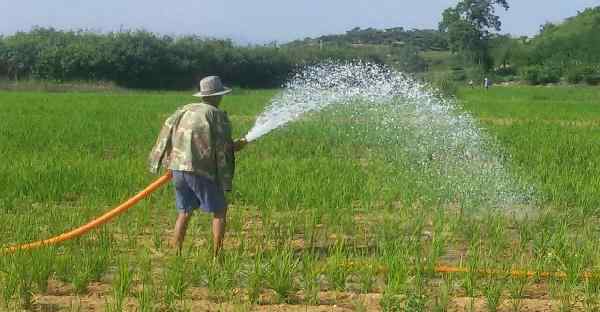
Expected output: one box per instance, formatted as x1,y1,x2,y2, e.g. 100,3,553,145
0,28,388,89
494,66,516,77
565,65,586,84
539,66,562,84
520,65,561,85
564,64,600,85
521,66,541,85
583,68,600,85
494,75,518,83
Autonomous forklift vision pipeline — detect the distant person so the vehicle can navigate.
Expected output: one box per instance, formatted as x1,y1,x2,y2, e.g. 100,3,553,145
484,77,491,90
148,76,247,257
468,80,474,88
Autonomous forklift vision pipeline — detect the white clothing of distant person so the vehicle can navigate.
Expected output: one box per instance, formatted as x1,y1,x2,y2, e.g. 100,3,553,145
484,77,491,89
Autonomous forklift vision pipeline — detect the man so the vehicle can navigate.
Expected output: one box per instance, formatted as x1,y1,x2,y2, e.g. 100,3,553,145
148,76,247,257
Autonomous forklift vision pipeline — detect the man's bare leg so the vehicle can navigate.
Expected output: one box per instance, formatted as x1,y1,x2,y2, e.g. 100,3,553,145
173,212,192,254
212,208,227,258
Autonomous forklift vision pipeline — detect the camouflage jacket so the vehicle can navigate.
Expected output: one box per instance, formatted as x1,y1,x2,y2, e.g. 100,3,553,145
148,103,235,191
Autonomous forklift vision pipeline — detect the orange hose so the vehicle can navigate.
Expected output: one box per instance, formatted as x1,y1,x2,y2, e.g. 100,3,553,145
2,171,172,254
434,264,594,279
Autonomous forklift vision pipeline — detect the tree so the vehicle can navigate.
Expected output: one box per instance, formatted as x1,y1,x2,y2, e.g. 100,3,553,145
539,22,558,36
439,0,509,71
0,38,6,79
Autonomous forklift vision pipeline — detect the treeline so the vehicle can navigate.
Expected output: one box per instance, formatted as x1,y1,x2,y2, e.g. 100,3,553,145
440,4,600,86
520,7,600,85
486,7,600,85
289,27,448,51
2,5,599,90
0,28,385,89
286,27,449,74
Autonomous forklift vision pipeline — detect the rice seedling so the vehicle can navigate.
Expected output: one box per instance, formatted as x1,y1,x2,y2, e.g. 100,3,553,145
244,251,266,304
352,297,369,312
482,215,509,260
109,257,134,311
266,247,299,303
152,224,164,251
31,248,54,293
136,272,157,312
54,253,73,284
189,246,213,290
483,276,504,312
406,254,428,312
300,255,323,305
516,218,534,251
325,239,351,292
507,274,529,312
583,277,600,312
1,264,18,309
124,220,139,250
302,211,322,252
425,208,448,277
432,273,453,312
83,235,113,283
380,292,404,312
426,230,446,277
161,256,189,310
204,252,241,302
549,277,581,312
461,241,481,312
70,257,93,294
356,261,377,294
379,240,410,312
70,267,90,296
133,253,156,311
13,253,34,309
69,297,83,312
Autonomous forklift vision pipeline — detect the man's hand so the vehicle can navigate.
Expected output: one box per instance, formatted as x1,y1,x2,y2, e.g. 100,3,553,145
233,138,248,152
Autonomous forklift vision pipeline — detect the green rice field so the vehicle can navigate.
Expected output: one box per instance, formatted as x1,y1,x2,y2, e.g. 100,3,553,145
1,86,600,311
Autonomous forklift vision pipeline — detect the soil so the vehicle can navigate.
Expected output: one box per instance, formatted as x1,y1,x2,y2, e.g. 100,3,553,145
24,278,581,311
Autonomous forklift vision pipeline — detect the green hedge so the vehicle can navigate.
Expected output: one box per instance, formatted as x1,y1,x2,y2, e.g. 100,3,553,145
520,65,561,85
0,28,385,89
562,65,600,85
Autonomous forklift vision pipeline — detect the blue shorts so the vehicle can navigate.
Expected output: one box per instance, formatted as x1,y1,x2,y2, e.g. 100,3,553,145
172,171,227,214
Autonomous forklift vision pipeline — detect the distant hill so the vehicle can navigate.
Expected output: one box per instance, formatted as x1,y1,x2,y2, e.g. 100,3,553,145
287,27,449,52
531,6,600,66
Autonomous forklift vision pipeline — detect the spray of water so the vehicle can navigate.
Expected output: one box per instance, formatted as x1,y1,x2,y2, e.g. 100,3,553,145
245,62,396,142
245,61,534,211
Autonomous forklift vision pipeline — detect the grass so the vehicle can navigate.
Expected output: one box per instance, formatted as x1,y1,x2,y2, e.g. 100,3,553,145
1,85,600,310
459,86,600,214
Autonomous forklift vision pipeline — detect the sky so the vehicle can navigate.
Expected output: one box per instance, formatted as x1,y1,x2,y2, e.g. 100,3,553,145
1,0,599,44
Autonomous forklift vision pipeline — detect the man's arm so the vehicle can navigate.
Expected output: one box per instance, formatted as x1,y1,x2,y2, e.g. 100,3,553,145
148,111,183,173
210,111,235,191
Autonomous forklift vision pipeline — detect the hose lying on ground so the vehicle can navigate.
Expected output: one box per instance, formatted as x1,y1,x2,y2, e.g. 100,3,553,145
434,264,594,279
2,170,596,279
2,171,172,254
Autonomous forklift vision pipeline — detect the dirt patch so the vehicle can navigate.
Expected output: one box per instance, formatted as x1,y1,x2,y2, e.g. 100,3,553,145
450,297,576,312
29,289,577,311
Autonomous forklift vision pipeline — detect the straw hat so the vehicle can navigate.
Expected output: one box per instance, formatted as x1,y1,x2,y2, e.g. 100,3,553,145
193,76,232,97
